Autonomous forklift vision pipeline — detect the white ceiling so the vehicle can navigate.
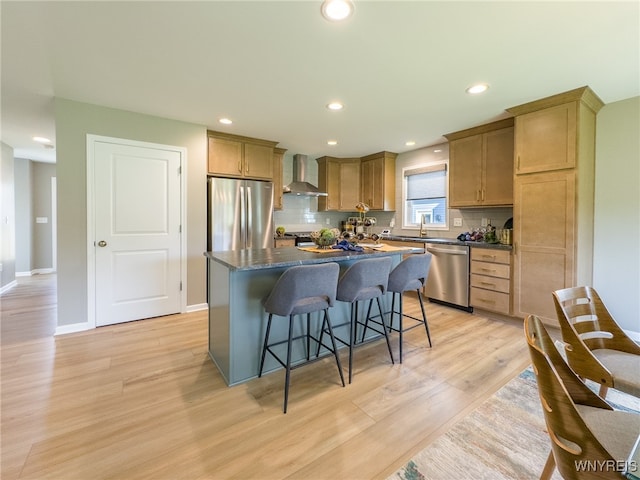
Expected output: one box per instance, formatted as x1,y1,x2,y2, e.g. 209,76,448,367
2,1,639,164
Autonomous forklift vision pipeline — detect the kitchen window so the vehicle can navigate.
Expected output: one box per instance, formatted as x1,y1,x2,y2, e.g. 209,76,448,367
403,164,448,230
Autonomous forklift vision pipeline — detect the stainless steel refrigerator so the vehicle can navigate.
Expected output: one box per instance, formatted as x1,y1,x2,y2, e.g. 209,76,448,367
207,177,274,251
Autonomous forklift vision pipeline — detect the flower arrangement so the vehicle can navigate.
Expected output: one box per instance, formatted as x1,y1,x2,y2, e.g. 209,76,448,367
355,202,370,222
310,228,341,248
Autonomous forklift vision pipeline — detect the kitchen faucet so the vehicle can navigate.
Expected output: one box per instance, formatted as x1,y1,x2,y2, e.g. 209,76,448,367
419,214,428,238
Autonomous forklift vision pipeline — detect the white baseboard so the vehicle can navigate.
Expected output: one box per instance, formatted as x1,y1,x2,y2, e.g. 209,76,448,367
186,303,208,313
0,280,17,294
16,268,56,277
55,322,92,336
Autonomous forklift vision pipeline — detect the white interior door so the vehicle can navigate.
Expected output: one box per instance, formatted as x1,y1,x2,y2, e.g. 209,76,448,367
92,139,182,326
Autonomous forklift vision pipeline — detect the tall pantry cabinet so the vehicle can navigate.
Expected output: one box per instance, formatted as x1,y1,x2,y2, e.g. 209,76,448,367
507,86,604,323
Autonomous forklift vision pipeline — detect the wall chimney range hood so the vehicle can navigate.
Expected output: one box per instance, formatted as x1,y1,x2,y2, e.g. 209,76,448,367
283,154,328,196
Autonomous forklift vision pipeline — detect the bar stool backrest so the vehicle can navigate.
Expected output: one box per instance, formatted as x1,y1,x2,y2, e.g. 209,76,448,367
388,253,432,293
263,262,340,316
337,257,392,303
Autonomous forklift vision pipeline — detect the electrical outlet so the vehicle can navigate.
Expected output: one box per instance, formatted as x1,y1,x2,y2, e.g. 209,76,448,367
453,217,463,227
325,218,330,225
481,218,488,227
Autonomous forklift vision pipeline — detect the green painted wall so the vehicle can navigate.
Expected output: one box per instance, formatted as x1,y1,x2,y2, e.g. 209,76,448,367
54,98,207,327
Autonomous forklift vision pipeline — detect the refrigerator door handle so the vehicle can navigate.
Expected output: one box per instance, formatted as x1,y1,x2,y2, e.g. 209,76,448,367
246,186,252,249
239,185,247,248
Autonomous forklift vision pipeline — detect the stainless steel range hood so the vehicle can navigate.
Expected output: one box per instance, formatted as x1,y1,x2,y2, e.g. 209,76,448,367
283,154,328,196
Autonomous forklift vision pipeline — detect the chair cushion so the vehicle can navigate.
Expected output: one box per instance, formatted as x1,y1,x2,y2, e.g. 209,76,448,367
290,296,332,315
593,349,640,397
576,405,640,462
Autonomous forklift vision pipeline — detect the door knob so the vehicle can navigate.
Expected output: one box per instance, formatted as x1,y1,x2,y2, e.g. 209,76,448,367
97,240,107,247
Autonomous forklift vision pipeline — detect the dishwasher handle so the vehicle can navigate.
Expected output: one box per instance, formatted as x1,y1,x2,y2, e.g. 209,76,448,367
426,246,468,255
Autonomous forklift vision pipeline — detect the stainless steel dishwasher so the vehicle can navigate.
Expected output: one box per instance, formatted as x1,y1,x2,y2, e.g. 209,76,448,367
424,242,471,311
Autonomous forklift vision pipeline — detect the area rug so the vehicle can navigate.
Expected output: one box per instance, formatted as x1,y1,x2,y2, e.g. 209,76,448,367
388,367,640,480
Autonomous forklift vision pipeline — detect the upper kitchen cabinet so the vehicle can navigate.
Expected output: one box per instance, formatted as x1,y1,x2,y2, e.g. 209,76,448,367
360,151,397,211
509,87,604,174
506,86,604,323
272,147,287,210
207,130,278,181
445,118,514,208
317,157,361,211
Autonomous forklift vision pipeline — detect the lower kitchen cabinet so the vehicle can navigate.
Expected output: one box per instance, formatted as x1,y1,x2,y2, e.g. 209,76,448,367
470,248,511,315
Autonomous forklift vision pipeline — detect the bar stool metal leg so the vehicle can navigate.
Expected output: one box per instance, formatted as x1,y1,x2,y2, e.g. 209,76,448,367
283,314,295,413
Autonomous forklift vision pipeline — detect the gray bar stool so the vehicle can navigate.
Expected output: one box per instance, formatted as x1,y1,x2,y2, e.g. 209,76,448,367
387,253,433,363
322,256,394,384
259,262,345,413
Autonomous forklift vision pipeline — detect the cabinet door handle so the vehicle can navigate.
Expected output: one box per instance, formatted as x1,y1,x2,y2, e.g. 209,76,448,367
238,159,242,173
478,298,496,304
481,268,497,273
481,189,485,201
245,158,249,173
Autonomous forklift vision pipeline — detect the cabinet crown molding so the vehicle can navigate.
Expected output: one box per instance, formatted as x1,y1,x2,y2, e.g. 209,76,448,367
506,86,604,117
207,129,279,148
444,117,514,141
360,151,398,161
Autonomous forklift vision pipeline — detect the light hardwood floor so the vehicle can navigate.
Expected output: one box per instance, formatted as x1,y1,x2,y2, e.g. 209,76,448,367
1,274,532,479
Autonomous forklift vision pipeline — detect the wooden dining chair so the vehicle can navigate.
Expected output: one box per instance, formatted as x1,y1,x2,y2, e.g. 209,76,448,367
552,286,640,399
524,315,640,480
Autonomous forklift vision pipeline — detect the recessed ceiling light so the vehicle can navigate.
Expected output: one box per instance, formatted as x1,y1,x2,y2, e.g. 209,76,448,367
466,83,489,95
434,149,442,153
219,118,233,125
405,141,416,147
33,136,51,144
327,102,344,111
327,140,338,146
321,0,354,21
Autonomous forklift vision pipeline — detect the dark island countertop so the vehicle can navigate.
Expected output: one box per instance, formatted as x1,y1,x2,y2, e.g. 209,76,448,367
204,245,421,272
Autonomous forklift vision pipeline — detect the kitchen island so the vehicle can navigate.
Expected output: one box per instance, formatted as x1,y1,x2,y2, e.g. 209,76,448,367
205,245,418,385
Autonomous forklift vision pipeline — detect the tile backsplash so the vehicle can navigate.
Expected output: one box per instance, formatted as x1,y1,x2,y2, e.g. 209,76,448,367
273,195,396,234
392,207,513,239
274,151,513,237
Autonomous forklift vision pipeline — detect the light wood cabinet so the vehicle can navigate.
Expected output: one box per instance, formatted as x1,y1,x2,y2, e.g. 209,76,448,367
445,118,514,208
513,102,577,174
317,157,361,212
360,151,397,211
207,130,278,181
272,147,286,210
507,86,603,323
470,248,511,315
